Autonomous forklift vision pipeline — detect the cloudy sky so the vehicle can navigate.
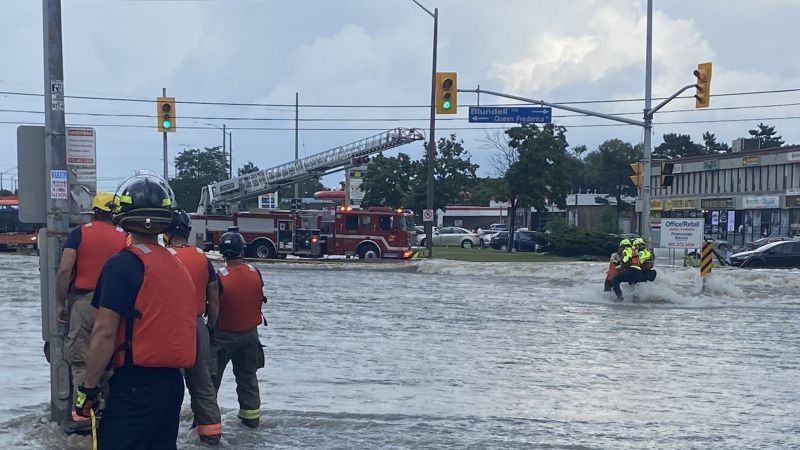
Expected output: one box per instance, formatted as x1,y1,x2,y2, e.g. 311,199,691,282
2,0,800,196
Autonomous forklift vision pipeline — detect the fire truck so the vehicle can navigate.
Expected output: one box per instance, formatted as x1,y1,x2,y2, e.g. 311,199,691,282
191,128,424,259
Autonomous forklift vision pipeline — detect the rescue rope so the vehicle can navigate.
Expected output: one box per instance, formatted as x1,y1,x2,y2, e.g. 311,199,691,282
90,409,97,450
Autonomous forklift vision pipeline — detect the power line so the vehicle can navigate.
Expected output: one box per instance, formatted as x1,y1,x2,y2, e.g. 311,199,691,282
2,87,800,108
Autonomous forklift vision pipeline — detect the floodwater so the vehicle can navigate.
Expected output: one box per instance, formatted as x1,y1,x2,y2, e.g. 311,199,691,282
0,254,798,449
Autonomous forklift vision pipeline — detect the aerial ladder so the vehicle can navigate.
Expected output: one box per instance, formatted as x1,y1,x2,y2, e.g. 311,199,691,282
197,127,425,215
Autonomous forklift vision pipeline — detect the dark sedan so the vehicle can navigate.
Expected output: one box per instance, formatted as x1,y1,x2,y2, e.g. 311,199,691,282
730,240,800,268
489,231,550,252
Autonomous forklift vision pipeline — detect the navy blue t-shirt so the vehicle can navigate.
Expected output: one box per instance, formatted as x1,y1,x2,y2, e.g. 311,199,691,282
91,249,178,384
63,227,82,250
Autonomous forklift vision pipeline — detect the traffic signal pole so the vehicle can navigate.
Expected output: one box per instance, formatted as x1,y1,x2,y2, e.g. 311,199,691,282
163,87,168,179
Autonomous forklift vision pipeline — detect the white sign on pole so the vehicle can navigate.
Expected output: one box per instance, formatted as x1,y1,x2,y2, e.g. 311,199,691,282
349,178,364,201
66,128,96,165
258,192,278,209
727,211,736,232
423,209,434,222
660,218,704,248
50,170,68,199
51,80,64,111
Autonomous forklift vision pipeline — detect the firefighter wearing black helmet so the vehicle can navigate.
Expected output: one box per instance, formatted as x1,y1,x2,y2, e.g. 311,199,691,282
76,174,197,449
164,209,223,445
212,231,267,428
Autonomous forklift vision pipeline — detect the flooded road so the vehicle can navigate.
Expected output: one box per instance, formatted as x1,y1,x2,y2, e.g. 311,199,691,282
1,254,798,448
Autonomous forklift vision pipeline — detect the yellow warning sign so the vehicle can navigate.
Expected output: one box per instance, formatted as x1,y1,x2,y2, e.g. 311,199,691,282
700,241,713,277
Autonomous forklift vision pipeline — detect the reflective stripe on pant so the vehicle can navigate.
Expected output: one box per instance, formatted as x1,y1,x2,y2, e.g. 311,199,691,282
184,316,222,437
212,328,264,419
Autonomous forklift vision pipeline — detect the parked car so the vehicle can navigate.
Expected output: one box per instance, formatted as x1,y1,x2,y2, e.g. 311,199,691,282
747,236,792,251
730,240,800,268
489,231,551,253
478,229,500,247
416,226,480,248
489,223,508,231
414,225,438,235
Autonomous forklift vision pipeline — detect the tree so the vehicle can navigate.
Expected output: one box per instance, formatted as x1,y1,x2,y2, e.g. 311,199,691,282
360,152,417,208
652,133,704,159
238,161,259,176
468,177,506,207
170,146,228,211
581,140,642,228
505,123,572,251
276,178,324,208
702,131,730,154
405,134,479,213
479,129,517,176
748,122,784,149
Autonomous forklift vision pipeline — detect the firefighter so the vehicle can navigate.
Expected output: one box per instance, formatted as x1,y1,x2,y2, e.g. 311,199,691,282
55,191,127,425
75,175,196,449
610,238,641,301
164,209,223,445
604,251,622,292
635,237,657,282
212,231,266,429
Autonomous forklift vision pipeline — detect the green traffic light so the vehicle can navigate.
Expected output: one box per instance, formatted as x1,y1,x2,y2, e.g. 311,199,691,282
443,101,451,110
162,120,172,129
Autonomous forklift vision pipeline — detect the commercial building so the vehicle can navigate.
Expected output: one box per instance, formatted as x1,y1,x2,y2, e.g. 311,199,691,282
645,145,800,246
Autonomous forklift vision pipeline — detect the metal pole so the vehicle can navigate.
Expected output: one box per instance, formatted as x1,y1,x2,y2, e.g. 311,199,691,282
425,8,438,258
294,92,299,201
163,87,168,179
228,131,232,177
222,124,228,178
42,0,71,426
642,0,654,241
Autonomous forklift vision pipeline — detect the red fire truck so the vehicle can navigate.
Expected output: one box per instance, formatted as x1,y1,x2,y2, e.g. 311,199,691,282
191,206,417,260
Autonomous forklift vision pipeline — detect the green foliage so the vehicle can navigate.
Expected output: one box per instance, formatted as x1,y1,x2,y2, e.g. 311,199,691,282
702,131,730,154
506,123,572,212
597,207,620,234
544,215,570,234
748,122,784,149
534,229,618,257
583,139,642,198
360,152,416,208
276,178,324,208
653,133,704,159
170,146,228,211
468,177,506,206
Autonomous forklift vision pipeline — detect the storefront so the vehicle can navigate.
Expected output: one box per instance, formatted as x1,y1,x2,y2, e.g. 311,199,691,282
700,198,735,240
787,192,800,237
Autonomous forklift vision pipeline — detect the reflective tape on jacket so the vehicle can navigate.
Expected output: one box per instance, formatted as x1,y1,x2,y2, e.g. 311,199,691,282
217,264,264,333
171,246,210,316
112,243,197,369
74,221,127,291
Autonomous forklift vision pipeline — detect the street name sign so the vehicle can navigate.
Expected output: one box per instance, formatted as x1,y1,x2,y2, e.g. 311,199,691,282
468,106,552,124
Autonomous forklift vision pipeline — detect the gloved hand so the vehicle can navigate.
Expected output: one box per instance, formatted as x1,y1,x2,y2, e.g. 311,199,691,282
75,385,101,418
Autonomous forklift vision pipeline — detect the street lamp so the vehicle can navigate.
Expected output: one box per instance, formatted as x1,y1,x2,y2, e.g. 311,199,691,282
203,123,233,178
411,0,438,258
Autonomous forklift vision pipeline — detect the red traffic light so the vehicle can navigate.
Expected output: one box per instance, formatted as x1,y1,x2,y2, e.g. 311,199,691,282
693,69,706,82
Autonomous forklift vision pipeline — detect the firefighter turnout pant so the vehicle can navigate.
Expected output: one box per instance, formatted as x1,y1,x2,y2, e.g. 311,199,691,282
641,268,658,282
184,316,222,439
65,292,111,421
212,328,265,423
612,268,642,298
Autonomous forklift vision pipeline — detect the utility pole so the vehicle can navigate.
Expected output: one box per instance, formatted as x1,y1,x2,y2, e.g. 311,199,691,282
641,0,654,241
294,92,299,201
222,123,228,178
163,87,168,179
42,0,71,426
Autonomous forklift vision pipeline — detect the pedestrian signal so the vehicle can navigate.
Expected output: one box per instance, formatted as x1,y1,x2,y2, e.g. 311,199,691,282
693,62,712,109
629,161,643,187
157,96,176,132
435,72,457,114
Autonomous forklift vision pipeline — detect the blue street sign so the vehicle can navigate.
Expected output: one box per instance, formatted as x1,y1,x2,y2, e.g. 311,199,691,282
468,106,552,124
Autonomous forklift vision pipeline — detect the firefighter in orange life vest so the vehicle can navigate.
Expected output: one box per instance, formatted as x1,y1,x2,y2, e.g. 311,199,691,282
75,175,197,449
55,191,127,425
212,231,267,428
610,238,642,301
164,209,223,445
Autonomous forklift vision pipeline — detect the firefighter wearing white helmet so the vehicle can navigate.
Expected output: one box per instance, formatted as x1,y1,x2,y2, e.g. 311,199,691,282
77,174,197,449
56,191,127,427
212,231,267,429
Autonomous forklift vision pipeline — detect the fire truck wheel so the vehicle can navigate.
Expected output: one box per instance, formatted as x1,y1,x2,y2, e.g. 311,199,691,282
357,244,381,260
252,240,276,259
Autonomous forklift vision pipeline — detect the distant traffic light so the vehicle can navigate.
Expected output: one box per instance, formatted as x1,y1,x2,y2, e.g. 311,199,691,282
435,72,457,114
661,162,675,188
157,96,176,132
629,161,643,187
693,62,712,109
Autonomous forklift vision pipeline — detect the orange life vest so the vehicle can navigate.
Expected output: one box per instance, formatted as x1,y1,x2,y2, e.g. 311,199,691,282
606,261,619,281
74,221,127,291
171,246,211,316
217,263,264,333
112,243,196,369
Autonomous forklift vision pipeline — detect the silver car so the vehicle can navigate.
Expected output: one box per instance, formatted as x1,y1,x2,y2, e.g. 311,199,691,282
417,226,481,248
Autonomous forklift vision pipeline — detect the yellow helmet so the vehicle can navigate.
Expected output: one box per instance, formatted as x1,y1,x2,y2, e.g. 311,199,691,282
633,237,645,247
91,192,116,212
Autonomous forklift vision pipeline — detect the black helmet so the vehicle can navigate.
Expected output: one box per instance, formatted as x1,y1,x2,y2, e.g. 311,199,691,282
166,209,192,240
219,231,245,259
113,174,176,235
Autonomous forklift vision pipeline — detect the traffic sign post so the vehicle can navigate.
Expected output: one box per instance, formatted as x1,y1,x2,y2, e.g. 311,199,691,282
468,106,552,124
701,240,713,292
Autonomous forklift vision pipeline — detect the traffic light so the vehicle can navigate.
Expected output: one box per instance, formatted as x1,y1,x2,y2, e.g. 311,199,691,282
661,162,675,188
435,72,457,114
629,161,643,187
693,62,712,108
157,96,176,132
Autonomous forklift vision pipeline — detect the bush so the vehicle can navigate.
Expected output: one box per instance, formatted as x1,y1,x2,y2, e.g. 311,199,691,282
533,228,618,257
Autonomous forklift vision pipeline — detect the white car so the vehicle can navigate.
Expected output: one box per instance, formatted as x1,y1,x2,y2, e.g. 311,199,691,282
416,226,481,248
